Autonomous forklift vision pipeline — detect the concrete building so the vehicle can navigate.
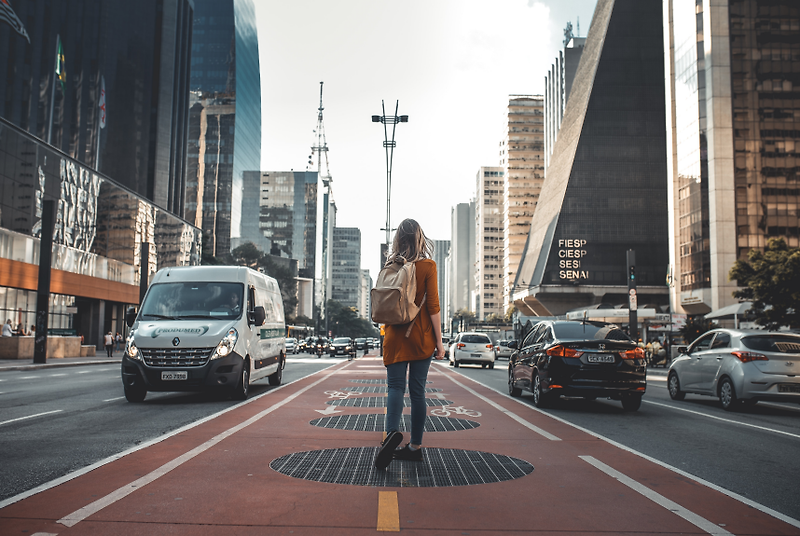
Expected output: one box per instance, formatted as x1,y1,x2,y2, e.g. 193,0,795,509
358,269,372,320
431,239,450,327
513,0,669,316
474,167,505,320
331,227,361,311
185,0,261,256
449,202,476,326
500,95,545,312
545,33,586,170
0,0,193,217
663,0,800,315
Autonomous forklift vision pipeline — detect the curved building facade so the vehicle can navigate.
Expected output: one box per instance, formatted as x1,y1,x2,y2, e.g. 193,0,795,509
186,0,261,256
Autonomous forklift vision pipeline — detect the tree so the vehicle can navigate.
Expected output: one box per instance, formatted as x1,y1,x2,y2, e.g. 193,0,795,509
680,315,717,344
453,308,475,332
729,238,800,330
326,299,378,338
504,304,517,323
231,242,261,268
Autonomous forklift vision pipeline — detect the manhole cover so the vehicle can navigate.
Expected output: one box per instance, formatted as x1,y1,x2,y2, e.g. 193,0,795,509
271,447,533,487
349,379,432,384
311,414,479,432
328,397,452,407
342,386,442,393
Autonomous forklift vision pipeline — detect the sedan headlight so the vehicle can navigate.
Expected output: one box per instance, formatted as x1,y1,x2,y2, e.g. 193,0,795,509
212,328,239,360
126,335,141,361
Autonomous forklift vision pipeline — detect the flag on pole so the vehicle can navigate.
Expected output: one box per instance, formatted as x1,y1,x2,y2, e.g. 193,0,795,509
99,76,106,129
55,36,66,93
0,0,30,43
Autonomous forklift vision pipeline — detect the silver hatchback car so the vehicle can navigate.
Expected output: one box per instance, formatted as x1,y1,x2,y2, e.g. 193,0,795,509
668,329,800,410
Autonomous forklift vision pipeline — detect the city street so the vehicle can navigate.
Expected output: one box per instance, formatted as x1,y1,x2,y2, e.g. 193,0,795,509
1,351,798,534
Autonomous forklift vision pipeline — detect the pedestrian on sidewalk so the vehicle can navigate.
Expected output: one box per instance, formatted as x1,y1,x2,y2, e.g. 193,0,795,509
2,319,13,337
104,331,114,357
374,219,445,470
115,332,123,352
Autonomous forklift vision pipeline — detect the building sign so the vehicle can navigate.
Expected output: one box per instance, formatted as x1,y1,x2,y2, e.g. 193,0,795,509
558,238,588,280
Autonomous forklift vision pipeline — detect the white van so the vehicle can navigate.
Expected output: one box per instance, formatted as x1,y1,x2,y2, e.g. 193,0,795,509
121,266,286,402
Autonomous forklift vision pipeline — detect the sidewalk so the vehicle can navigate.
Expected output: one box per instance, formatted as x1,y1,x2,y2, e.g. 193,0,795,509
0,352,122,371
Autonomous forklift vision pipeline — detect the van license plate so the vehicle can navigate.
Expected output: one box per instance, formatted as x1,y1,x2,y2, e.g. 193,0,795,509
778,384,800,393
162,371,188,381
587,354,615,363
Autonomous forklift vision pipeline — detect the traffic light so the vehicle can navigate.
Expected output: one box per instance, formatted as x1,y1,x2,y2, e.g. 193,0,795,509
629,265,635,281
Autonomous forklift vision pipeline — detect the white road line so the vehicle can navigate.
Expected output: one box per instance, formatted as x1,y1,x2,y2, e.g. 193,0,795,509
77,370,92,374
448,367,800,530
0,410,63,427
48,373,67,377
580,456,733,535
103,396,125,402
18,376,38,380
643,400,800,440
56,363,348,528
442,372,561,441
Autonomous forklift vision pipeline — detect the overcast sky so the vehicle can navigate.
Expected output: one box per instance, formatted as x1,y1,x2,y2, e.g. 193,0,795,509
255,0,598,281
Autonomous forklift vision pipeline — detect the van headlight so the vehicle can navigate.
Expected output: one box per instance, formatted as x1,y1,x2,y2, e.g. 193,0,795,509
212,328,238,360
126,335,141,361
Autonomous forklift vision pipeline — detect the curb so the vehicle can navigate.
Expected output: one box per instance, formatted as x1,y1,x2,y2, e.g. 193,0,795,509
0,358,122,372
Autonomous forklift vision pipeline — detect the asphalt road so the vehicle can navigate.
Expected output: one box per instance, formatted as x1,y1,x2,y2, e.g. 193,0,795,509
438,358,800,521
0,353,337,503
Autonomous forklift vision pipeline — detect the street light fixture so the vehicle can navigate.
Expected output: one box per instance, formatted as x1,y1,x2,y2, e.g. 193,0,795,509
372,101,408,247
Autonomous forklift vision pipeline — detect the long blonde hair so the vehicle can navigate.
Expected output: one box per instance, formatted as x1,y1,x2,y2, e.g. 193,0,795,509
386,218,433,264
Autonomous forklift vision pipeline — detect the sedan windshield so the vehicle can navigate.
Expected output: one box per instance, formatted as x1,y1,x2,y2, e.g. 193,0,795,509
334,337,351,344
554,323,631,341
140,282,244,320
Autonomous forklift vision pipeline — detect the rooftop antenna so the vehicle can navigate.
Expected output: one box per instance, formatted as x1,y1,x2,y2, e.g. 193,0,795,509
311,82,332,186
577,17,580,37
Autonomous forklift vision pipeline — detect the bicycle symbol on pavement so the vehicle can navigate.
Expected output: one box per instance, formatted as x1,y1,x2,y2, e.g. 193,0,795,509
429,405,481,418
324,390,357,400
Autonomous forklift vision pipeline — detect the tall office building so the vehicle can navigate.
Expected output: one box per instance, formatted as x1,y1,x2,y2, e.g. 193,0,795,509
186,0,260,255
431,239,450,321
474,167,505,320
358,269,372,320
500,95,545,312
663,0,800,314
239,171,318,277
513,0,669,316
331,227,361,311
0,0,193,215
545,33,586,170
449,202,476,323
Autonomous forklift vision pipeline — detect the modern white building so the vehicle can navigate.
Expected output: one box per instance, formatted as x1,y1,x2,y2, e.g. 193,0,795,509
358,269,372,320
474,167,504,320
449,202,476,326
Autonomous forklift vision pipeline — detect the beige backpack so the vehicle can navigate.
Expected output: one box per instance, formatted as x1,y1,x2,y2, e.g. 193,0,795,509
371,257,424,337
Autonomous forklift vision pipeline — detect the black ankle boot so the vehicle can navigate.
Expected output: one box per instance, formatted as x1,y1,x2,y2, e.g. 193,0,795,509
393,444,423,461
374,431,403,469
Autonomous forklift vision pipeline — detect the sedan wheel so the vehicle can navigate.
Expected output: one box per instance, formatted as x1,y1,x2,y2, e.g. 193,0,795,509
508,367,522,397
667,372,685,401
454,360,460,368
621,393,642,411
719,377,739,411
532,374,549,408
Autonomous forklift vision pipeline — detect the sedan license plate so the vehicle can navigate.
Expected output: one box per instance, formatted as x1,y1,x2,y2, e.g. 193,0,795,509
161,371,188,381
470,353,482,358
778,384,800,393
587,354,615,363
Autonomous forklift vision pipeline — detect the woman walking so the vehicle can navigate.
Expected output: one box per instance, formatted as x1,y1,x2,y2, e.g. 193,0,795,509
374,219,445,470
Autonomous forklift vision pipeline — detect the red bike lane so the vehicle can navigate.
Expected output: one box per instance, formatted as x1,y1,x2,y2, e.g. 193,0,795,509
1,354,798,535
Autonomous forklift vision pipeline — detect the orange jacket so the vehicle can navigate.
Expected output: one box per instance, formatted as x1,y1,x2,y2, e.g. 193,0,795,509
382,259,440,365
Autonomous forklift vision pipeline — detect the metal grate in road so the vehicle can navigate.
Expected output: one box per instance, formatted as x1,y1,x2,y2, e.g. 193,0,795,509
349,379,432,384
342,386,442,393
270,447,533,487
311,414,479,432
328,397,452,408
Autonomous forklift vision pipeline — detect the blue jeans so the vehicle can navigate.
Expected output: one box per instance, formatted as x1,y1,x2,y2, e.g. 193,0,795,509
385,357,432,446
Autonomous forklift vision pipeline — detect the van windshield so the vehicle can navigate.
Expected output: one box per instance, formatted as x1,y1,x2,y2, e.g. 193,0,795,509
140,282,244,320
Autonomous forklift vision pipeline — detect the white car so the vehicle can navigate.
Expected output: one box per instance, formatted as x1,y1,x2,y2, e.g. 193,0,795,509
285,337,298,354
449,332,496,369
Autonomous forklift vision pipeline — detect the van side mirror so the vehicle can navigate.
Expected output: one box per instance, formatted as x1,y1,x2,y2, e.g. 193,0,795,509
125,307,137,328
252,306,266,326
678,346,688,355
508,340,517,349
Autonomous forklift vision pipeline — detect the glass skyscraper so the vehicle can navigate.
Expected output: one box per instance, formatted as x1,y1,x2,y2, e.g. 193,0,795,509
0,0,193,216
186,0,261,256
663,0,800,314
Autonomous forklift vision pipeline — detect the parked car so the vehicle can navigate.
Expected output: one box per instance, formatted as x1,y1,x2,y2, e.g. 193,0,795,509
508,320,646,411
354,337,368,351
494,339,515,360
449,332,496,369
285,337,298,354
330,337,353,356
667,329,800,411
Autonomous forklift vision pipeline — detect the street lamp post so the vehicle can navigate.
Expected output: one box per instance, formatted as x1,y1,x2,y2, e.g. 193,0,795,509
372,101,408,249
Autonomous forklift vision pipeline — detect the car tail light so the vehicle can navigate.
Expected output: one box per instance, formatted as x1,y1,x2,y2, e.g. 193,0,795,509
731,351,768,363
486,344,493,349
457,343,466,349
546,345,583,358
549,384,563,389
622,347,645,360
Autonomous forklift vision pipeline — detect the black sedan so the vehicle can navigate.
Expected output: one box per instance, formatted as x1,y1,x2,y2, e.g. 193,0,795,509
508,320,646,411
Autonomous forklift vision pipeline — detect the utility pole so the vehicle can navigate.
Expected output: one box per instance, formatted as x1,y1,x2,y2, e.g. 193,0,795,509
372,101,408,251
627,249,638,342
